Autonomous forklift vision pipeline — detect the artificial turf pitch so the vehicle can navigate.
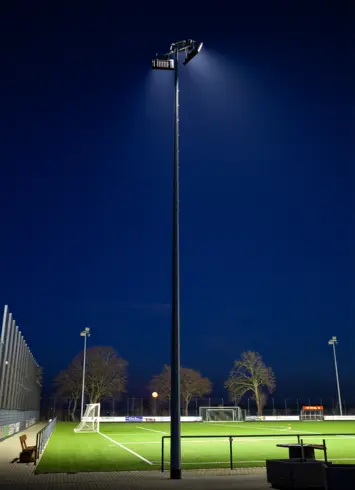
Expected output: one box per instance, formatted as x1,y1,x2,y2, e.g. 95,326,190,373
35,420,355,474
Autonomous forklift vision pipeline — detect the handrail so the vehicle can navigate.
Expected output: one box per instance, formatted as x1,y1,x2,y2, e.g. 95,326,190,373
35,417,57,464
161,432,355,472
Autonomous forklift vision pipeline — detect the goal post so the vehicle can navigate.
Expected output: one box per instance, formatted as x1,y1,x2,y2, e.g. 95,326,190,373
300,405,324,421
74,403,101,433
199,406,244,422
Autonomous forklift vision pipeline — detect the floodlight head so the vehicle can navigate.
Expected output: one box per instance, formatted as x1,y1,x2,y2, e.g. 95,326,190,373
183,41,203,65
85,327,91,333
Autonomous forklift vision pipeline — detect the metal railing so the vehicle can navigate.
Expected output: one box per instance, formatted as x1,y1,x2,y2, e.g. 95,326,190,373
161,432,355,472
35,417,57,464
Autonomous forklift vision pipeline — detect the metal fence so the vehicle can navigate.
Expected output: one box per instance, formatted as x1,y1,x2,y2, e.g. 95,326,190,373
52,393,354,421
0,305,41,411
160,432,355,472
35,417,57,464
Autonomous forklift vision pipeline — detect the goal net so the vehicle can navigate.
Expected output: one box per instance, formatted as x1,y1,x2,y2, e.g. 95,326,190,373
300,405,324,421
199,406,244,422
74,403,101,433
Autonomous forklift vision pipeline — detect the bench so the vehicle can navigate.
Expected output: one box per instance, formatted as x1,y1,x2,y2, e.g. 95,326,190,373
19,434,36,463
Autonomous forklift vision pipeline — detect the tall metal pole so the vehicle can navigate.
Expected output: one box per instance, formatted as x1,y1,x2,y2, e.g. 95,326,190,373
80,332,88,420
332,341,343,416
170,46,181,480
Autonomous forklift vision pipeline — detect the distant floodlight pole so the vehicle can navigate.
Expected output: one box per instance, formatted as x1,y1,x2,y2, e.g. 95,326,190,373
80,327,91,419
152,39,203,480
328,336,343,416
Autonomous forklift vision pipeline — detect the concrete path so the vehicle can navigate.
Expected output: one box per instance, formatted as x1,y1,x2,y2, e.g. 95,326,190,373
0,468,269,490
0,422,47,463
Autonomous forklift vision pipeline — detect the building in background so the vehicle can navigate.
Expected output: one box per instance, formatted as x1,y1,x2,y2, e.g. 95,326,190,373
0,305,41,440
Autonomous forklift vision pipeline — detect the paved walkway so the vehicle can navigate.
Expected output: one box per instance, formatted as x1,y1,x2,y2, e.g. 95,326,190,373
0,422,47,464
0,423,270,489
0,468,269,490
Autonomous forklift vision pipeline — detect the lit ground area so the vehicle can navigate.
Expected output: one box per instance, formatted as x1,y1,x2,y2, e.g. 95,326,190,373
35,420,355,474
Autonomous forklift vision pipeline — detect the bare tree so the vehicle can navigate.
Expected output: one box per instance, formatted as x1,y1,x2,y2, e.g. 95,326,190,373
148,365,212,416
225,351,275,416
54,357,82,421
84,346,127,403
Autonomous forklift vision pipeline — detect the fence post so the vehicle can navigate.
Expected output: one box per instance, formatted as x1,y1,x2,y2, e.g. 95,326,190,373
35,432,39,464
161,437,165,472
229,437,233,470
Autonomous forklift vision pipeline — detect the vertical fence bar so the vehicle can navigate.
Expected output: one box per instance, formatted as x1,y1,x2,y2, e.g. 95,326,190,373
35,431,39,464
23,343,29,410
18,335,25,410
0,306,9,403
229,437,233,470
3,316,15,408
12,328,21,409
8,324,20,409
161,437,165,472
0,313,12,406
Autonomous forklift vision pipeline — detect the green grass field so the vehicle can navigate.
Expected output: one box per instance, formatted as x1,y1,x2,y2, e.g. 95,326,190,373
35,420,355,474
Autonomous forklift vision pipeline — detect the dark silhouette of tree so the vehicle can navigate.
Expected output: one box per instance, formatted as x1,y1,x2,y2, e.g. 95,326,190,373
149,365,212,416
225,351,275,416
84,346,127,403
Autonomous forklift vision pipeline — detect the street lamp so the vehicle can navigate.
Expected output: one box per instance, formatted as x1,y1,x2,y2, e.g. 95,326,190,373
152,39,203,480
80,327,91,419
328,336,343,416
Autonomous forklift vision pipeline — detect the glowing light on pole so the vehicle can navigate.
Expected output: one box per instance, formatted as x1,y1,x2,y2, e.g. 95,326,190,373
152,40,203,480
328,336,343,416
80,327,90,419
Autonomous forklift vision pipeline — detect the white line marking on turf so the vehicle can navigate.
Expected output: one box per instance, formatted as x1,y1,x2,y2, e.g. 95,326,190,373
135,426,168,434
216,424,319,435
98,431,153,465
106,435,355,446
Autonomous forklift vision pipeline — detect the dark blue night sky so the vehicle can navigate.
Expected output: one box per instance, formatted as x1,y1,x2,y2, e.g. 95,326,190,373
0,2,354,405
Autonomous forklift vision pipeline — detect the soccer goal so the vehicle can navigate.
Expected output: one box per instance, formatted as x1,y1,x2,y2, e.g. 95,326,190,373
74,403,101,433
300,405,324,421
199,406,244,422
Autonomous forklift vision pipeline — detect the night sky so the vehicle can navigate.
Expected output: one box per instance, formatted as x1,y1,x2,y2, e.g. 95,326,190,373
0,2,354,406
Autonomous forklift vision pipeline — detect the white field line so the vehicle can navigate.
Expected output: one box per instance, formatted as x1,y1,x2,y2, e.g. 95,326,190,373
98,431,152,465
216,424,320,435
135,426,168,434
106,435,355,446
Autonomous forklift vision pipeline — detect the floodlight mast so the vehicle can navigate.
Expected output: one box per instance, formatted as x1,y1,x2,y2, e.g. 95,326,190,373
80,327,91,420
328,336,343,416
152,40,202,481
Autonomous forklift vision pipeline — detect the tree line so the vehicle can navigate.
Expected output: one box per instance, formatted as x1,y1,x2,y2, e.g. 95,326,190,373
54,347,275,420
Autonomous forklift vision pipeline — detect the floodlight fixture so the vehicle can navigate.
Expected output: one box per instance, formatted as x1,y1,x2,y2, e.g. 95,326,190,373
183,41,203,65
151,37,203,480
152,40,203,71
152,391,158,398
80,326,91,419
328,335,342,416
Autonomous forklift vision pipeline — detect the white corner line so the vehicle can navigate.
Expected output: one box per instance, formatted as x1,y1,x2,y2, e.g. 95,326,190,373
98,431,153,465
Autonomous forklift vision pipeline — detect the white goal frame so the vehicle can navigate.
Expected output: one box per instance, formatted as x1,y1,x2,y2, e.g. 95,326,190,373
199,406,244,422
74,403,101,433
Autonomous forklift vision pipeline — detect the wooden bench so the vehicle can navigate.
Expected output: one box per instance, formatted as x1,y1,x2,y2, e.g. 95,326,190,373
19,434,36,463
